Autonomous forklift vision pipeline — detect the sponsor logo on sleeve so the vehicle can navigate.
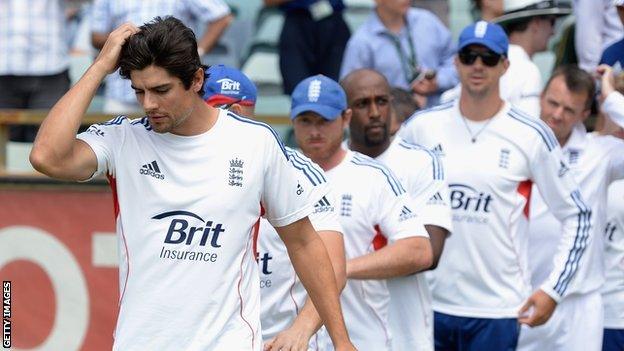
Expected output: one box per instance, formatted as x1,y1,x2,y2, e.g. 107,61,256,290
85,125,105,137
313,196,334,213
398,205,417,222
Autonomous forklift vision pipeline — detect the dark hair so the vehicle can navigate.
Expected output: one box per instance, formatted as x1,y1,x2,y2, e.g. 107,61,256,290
119,16,205,96
544,65,596,110
390,87,419,123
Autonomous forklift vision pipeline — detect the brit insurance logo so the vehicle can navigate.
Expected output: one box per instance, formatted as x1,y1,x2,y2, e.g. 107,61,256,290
449,183,493,225
152,210,226,263
140,160,165,180
217,78,241,95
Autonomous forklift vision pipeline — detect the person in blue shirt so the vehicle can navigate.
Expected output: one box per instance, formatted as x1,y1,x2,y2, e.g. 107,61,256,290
600,0,624,69
264,0,350,95
339,0,458,107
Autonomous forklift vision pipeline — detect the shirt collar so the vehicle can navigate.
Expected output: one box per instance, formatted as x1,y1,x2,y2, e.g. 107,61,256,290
562,122,587,152
369,8,411,35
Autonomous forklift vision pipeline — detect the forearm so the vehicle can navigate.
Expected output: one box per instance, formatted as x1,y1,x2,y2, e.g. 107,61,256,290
286,230,346,337
288,235,350,347
197,14,233,55
426,225,448,270
31,63,106,169
347,237,432,279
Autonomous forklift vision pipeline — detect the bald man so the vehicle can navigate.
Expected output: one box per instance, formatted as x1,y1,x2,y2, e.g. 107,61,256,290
341,68,453,351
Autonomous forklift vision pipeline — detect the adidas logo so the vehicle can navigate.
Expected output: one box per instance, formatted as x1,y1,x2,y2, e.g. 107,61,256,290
432,144,445,157
314,196,334,213
427,192,447,205
399,205,417,222
139,160,165,180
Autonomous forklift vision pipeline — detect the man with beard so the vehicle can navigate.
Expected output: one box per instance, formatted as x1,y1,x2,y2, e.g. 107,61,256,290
290,74,433,350
341,68,452,351
400,21,593,350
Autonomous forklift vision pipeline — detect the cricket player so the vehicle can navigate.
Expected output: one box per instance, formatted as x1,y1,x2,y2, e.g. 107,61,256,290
202,64,347,351
341,68,452,351
291,74,434,350
29,17,354,351
400,21,593,350
518,65,624,351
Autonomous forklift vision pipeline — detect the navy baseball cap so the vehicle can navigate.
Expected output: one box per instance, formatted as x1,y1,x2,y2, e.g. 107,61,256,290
458,21,509,56
290,75,347,121
203,64,257,106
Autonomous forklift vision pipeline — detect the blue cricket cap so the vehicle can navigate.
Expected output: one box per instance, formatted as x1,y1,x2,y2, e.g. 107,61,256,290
203,64,257,106
458,21,509,56
290,75,347,121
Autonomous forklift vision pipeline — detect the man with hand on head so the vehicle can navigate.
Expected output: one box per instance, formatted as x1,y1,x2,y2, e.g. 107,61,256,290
29,17,354,351
290,74,433,350
401,21,593,351
203,64,348,351
341,68,452,351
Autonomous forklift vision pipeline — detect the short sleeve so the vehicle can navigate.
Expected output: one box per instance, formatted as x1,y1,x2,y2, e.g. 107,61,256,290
378,189,429,242
309,187,343,234
261,134,314,228
76,117,128,180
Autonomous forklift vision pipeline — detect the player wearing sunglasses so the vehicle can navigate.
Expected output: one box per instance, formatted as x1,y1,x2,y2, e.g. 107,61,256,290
400,21,593,351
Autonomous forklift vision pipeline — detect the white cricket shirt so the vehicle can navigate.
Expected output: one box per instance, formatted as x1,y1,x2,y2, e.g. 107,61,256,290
603,180,624,329
374,136,452,351
258,148,343,343
320,149,428,350
527,125,624,297
77,110,313,351
400,100,592,318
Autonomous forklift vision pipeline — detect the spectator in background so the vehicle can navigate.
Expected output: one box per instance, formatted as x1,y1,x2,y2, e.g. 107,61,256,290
340,0,457,107
91,0,233,114
493,0,572,116
600,1,624,68
471,0,504,21
574,0,623,72
0,0,71,142
389,87,418,136
265,0,350,95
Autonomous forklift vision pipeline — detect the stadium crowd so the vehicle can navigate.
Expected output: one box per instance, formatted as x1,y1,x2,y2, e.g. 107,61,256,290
3,0,624,350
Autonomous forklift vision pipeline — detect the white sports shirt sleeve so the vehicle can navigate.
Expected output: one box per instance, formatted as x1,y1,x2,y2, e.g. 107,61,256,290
602,180,624,329
526,120,593,302
320,150,428,351
76,110,313,351
259,148,343,344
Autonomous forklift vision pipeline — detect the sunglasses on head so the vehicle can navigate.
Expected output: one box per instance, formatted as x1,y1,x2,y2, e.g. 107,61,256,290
458,49,504,67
